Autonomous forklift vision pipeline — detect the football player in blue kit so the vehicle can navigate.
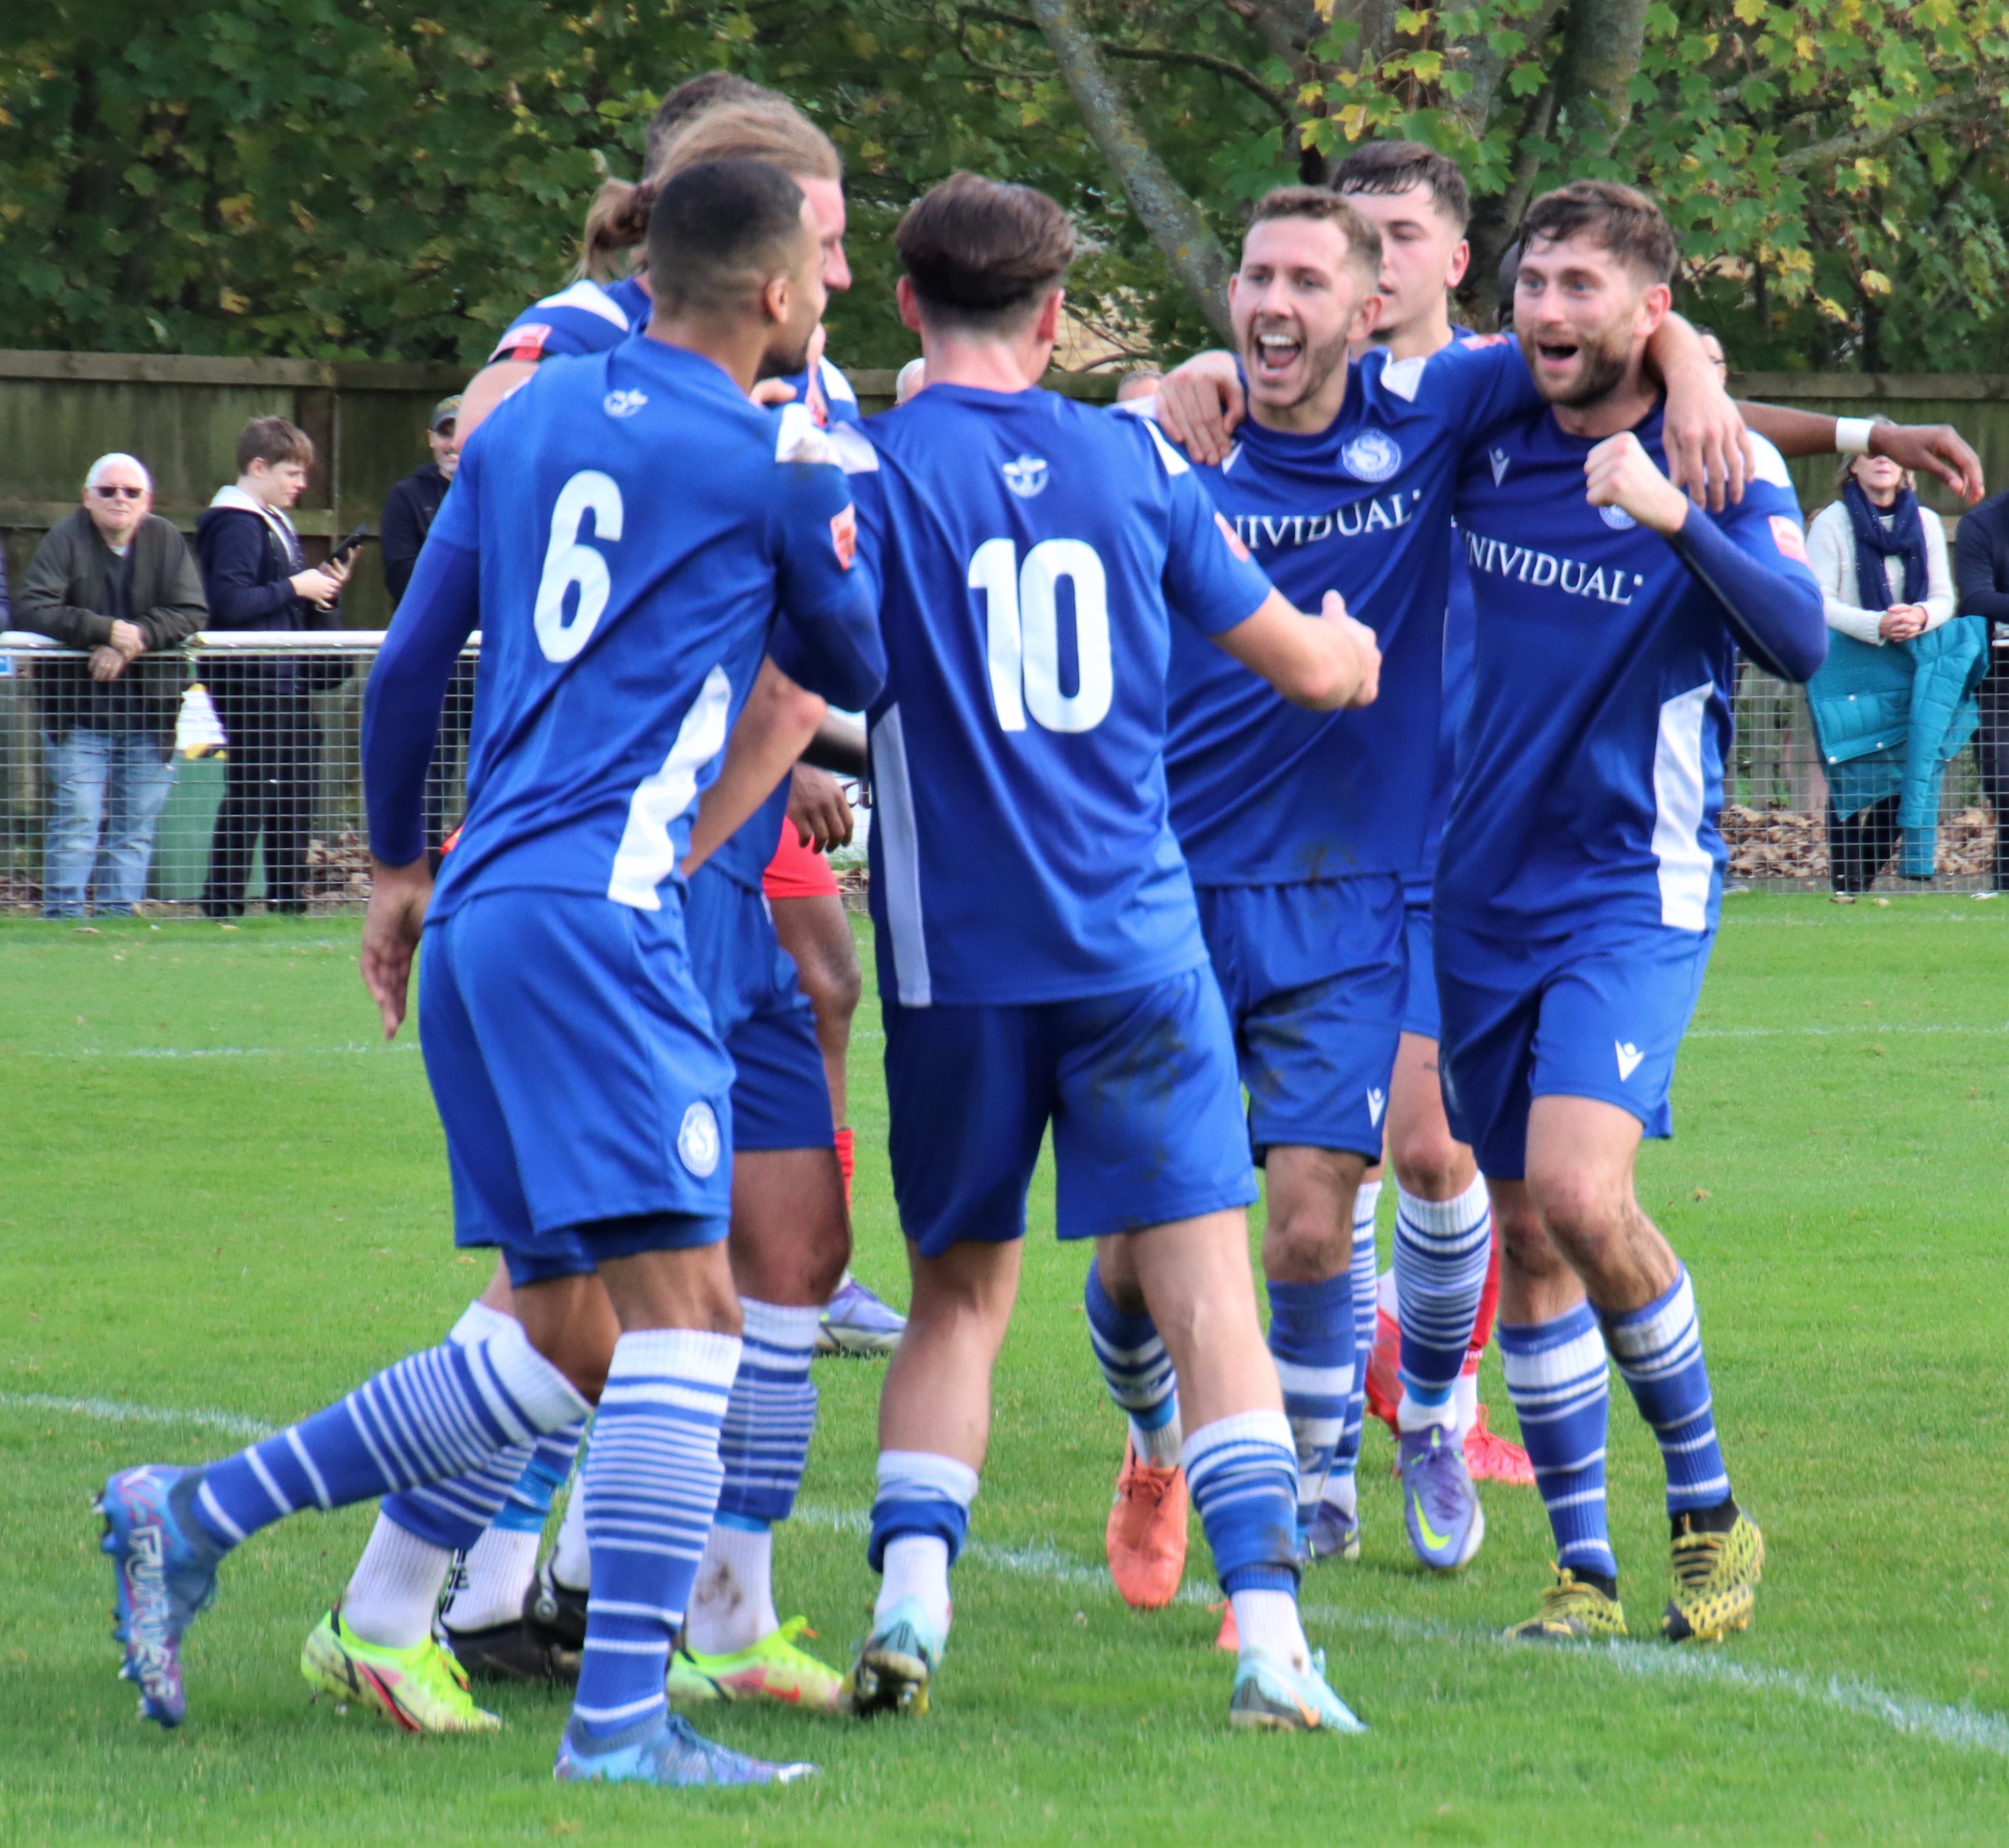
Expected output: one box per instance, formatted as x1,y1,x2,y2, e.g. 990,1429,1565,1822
319,92,887,1719
1092,185,1748,1615
1435,181,1826,1646
838,172,1384,1734
96,163,884,1787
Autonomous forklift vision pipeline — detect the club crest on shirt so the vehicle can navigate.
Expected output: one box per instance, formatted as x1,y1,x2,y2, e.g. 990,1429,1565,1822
1002,454,1050,498
1599,503,1638,531
603,389,649,418
678,1101,722,1178
1341,429,1403,483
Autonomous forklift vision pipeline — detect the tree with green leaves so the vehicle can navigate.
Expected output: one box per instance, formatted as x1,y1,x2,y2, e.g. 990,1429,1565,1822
3,1,2007,370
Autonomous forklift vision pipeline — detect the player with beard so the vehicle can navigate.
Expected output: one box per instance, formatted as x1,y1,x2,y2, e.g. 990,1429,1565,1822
1439,181,1825,1642
1090,188,1745,1618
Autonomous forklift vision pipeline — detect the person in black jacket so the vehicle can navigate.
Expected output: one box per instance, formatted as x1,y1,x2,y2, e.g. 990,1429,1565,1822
381,396,472,854
379,396,459,608
17,454,207,915
1954,485,2009,893
193,417,350,917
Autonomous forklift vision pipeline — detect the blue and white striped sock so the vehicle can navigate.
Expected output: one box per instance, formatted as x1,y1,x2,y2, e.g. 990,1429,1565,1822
1324,1180,1381,1515
574,1329,740,1739
1266,1276,1353,1528
1085,1260,1182,1465
870,1451,979,1636
1184,1409,1301,1596
194,1318,587,1549
713,1299,821,1528
1603,1268,1732,1517
1393,1175,1493,1430
1499,1302,1618,1583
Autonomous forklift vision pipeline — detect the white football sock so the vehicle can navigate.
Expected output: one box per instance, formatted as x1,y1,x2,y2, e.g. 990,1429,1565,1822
1132,1409,1184,1468
551,1481,590,1593
439,1525,541,1634
1454,1368,1481,1439
1230,1588,1310,1674
1322,1471,1358,1520
343,1515,454,1650
877,1534,951,1637
683,1523,778,1657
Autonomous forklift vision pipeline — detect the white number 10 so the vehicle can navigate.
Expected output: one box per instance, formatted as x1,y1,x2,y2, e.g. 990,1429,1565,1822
969,537,1113,734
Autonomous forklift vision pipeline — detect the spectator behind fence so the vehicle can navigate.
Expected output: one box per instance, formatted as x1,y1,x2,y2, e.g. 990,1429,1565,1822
382,395,472,853
194,417,350,917
1953,482,2009,894
379,395,460,609
1806,441,1986,897
16,454,205,917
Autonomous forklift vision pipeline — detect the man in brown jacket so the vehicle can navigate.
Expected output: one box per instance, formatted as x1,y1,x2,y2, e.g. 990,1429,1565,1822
17,453,206,916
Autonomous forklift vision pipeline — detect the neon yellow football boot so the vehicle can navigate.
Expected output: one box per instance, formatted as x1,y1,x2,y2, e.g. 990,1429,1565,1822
667,1616,845,1713
1503,1566,1629,1642
1663,1507,1765,1643
301,1606,502,1734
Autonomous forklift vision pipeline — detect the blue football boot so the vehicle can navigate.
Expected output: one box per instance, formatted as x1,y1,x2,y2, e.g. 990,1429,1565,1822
843,1594,943,1717
816,1276,906,1357
1229,1646,1369,1734
554,1709,816,1786
97,1464,227,1727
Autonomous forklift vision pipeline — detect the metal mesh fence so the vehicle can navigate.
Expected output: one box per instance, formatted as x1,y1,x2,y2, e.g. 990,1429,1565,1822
0,634,474,917
1,633,2003,914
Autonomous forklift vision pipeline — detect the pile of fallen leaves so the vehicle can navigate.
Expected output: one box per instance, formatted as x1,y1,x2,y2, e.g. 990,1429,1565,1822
1719,805,1999,887
305,831,375,904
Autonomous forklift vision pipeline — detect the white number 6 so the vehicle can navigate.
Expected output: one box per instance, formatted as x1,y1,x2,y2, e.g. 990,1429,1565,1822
535,471,624,662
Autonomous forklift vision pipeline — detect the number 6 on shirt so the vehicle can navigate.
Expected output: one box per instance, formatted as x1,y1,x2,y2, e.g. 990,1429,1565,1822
969,536,1113,735
535,471,625,662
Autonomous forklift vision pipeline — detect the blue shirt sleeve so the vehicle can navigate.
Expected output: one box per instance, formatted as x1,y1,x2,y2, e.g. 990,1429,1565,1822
1407,336,1546,445
1669,485,1828,684
1160,463,1274,636
766,459,885,712
362,443,483,866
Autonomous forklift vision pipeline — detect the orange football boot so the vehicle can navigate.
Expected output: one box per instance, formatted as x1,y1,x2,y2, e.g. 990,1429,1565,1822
1107,1439,1188,1609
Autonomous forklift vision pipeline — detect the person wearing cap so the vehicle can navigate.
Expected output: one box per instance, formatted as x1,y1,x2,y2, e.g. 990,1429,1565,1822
380,396,461,608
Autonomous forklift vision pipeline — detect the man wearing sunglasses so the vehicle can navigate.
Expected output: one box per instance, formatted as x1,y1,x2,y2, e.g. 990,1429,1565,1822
16,452,207,917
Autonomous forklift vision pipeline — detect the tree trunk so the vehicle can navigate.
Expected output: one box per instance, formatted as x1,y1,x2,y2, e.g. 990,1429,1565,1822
1031,0,1237,336
1550,0,1652,159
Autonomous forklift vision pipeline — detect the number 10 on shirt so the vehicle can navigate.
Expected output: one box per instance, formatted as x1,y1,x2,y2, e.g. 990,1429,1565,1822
969,537,1113,735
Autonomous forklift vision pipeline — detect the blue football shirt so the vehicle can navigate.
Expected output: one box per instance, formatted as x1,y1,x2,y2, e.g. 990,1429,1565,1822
850,384,1276,1006
419,338,879,918
1439,404,1821,934
1153,337,1540,886
488,276,860,889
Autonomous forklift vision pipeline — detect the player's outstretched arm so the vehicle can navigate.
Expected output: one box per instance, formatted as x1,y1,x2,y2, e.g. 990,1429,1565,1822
1647,315,1753,512
1152,351,1244,465
682,658,827,876
1585,431,1827,683
1213,588,1381,711
1736,405,1985,505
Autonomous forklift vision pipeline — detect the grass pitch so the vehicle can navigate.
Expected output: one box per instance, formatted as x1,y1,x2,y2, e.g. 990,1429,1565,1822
2,894,2007,1845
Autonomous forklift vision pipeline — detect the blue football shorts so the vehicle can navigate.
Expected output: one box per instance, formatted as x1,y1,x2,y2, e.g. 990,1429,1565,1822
1434,912,1716,1181
1400,877,1440,1042
881,964,1256,1257
686,866,833,1152
420,889,733,1286
1195,874,1408,1163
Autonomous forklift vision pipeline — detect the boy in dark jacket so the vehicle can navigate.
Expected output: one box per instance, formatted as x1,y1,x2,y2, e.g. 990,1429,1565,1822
194,417,349,916
17,453,207,915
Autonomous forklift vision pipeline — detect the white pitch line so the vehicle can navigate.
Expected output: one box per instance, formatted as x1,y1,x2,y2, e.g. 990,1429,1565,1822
13,1400,2000,1760
9,1042,421,1060
1687,1022,2009,1039
795,1506,2009,1760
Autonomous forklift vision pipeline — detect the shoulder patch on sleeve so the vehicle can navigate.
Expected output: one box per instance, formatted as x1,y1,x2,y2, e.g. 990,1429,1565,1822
1747,432,1793,489
1768,514,1810,565
488,323,550,362
1379,354,1427,402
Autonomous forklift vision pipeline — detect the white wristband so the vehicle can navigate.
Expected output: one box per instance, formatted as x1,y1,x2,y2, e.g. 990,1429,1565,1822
1836,416,1876,456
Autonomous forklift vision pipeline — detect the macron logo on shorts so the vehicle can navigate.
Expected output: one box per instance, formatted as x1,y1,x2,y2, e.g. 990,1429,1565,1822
1614,1041,1645,1082
1367,1087,1387,1128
